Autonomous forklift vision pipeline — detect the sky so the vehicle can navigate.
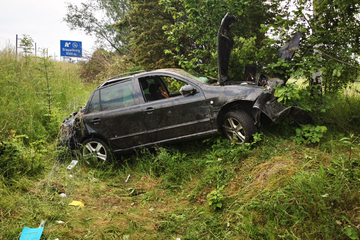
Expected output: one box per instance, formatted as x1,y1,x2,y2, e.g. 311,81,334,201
0,0,97,60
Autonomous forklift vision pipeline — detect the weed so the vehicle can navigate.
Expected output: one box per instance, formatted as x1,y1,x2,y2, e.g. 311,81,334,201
207,185,225,210
0,135,45,183
340,133,360,161
293,124,327,144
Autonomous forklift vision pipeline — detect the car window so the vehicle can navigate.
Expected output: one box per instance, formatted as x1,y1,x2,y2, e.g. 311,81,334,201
100,80,135,111
87,90,100,113
160,76,186,95
140,76,168,102
139,75,187,102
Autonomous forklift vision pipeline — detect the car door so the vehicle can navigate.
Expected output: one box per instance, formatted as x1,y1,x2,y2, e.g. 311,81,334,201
138,74,214,144
82,79,149,152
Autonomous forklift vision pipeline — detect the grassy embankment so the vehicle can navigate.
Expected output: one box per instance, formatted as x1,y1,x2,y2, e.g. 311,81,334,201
1,48,360,239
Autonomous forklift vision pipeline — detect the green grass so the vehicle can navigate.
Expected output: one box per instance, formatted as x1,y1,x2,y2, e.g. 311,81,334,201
1,48,360,239
0,47,96,142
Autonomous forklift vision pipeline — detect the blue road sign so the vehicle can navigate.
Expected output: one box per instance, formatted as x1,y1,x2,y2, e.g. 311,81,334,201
60,40,82,57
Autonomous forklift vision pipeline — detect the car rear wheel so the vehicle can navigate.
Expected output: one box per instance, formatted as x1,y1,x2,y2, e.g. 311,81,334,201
81,138,109,162
222,110,257,145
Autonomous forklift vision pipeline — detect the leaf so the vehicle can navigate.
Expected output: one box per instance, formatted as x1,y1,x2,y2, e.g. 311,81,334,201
343,226,359,240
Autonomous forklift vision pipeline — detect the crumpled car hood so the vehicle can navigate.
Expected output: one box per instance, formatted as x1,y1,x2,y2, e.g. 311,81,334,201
217,12,236,85
217,13,302,83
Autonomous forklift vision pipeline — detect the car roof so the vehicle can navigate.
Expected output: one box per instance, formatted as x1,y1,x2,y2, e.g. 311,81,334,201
97,68,190,89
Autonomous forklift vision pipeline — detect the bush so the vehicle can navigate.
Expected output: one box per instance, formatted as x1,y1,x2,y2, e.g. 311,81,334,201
0,136,44,183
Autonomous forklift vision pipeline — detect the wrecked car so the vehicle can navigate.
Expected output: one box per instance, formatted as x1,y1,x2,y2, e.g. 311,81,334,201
58,13,312,161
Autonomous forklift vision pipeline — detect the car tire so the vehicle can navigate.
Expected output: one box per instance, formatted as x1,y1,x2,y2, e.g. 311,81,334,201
81,138,110,162
222,110,257,145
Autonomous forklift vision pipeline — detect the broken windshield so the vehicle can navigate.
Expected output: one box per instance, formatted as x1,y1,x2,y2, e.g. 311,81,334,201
180,70,217,85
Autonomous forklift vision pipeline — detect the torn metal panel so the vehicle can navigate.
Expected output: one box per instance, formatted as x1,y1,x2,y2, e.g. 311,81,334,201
253,91,288,124
253,91,313,125
278,32,302,61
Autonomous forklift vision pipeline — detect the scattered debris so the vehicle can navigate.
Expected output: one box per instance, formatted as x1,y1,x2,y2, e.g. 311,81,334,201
19,220,45,240
66,160,78,170
39,220,45,228
59,193,67,198
125,174,130,183
55,220,65,224
68,201,84,207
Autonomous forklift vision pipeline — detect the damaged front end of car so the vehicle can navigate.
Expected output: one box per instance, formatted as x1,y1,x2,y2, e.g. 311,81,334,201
218,13,313,127
253,90,313,127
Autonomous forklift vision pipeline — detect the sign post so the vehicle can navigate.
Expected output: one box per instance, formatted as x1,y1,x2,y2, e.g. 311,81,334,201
60,40,82,58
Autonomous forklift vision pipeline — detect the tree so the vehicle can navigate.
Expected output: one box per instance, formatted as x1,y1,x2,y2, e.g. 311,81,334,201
64,0,130,55
117,0,178,69
158,0,280,77
19,34,34,56
264,0,360,93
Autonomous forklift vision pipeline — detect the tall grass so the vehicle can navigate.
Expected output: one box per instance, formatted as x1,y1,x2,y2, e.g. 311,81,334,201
321,83,360,133
0,47,95,142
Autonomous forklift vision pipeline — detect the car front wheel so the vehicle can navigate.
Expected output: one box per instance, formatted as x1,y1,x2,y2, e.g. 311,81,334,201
81,138,110,162
222,110,257,145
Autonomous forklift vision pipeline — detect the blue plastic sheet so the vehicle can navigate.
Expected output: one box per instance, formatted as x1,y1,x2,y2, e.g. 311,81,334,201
19,227,44,240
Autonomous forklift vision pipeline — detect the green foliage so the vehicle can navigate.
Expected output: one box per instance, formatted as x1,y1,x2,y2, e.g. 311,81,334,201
0,134,45,183
203,136,255,164
228,36,258,80
159,0,277,75
266,0,360,92
274,82,331,112
274,82,299,105
64,0,130,54
340,134,360,161
19,34,34,56
119,0,178,69
207,185,225,210
0,46,94,142
294,124,327,144
80,49,133,82
343,226,359,240
320,84,360,133
136,147,195,189
245,165,359,239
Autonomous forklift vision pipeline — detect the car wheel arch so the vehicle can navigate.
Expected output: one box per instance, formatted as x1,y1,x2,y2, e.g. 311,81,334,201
216,100,255,130
80,134,111,149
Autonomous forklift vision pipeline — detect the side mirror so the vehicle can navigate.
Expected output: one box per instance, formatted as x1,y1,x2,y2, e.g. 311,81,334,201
180,85,196,96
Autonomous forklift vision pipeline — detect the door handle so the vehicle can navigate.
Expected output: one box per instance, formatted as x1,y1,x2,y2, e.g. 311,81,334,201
145,107,154,114
90,118,101,124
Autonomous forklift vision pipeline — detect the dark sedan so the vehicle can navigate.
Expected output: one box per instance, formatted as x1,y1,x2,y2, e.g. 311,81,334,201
59,13,311,161
59,68,310,161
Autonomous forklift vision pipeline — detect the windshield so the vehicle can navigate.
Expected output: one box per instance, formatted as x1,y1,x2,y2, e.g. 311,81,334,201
174,69,217,85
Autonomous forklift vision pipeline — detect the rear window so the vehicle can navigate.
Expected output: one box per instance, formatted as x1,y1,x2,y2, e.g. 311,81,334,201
101,81,135,111
87,80,135,113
